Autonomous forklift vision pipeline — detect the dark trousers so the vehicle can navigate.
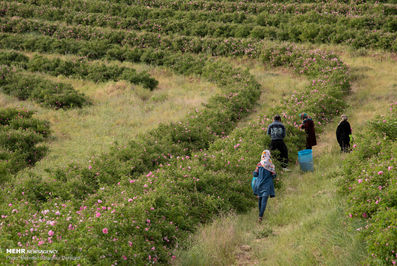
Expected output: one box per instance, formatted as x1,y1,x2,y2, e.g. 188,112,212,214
270,139,288,168
339,139,350,152
258,196,269,218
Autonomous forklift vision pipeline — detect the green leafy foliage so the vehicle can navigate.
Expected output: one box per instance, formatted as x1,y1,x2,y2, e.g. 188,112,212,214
0,50,158,90
0,66,89,109
0,108,50,178
339,104,397,263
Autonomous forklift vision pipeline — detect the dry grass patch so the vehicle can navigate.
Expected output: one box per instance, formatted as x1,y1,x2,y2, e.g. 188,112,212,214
0,65,220,178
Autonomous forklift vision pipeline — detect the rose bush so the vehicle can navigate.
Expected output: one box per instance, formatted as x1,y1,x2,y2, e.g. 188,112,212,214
0,108,50,179
339,104,397,264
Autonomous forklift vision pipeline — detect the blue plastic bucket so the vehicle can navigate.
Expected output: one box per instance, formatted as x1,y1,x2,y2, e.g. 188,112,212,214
298,149,314,171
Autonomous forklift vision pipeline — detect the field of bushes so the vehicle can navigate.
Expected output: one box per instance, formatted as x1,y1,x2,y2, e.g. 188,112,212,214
0,0,396,264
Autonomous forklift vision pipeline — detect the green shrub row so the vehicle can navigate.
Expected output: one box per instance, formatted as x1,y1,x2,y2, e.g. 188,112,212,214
0,1,253,24
0,108,50,179
0,49,28,66
338,104,396,264
6,0,397,32
33,0,395,16
0,31,261,59
0,14,397,52
0,50,158,89
102,0,397,15
0,65,89,109
4,1,395,35
203,0,396,3
0,45,352,264
256,11,397,32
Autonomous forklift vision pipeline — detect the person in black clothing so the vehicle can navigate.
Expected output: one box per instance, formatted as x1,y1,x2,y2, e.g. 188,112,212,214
267,115,289,171
336,114,352,152
299,113,317,149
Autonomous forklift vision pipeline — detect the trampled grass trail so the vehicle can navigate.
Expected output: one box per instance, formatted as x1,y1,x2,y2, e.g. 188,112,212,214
174,51,397,266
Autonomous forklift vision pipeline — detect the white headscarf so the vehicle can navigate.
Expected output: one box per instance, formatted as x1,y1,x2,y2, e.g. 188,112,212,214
260,150,276,174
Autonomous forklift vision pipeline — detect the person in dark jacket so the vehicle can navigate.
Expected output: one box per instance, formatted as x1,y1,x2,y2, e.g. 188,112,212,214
299,113,317,149
336,114,352,152
267,115,289,170
252,150,276,223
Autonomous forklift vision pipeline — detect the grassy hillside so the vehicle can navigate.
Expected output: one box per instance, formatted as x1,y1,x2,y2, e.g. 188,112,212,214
0,0,396,265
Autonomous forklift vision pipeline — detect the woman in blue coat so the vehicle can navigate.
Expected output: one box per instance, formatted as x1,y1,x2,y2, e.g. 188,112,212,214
252,150,276,223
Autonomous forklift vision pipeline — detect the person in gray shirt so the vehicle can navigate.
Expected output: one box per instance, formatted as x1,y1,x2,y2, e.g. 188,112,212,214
267,115,289,171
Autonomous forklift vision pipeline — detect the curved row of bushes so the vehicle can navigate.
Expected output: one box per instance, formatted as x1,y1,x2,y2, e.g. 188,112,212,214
0,108,50,179
0,44,351,264
7,51,262,202
338,104,396,264
0,50,158,89
0,65,89,109
1,12,396,52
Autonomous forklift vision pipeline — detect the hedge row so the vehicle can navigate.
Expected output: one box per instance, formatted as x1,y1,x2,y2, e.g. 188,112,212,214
0,65,89,109
0,31,261,59
1,13,396,52
0,17,261,53
101,0,397,15
338,104,397,264
3,2,395,34
200,0,396,3
0,44,352,264
0,1,253,24
0,50,158,89
22,0,394,16
0,108,50,179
